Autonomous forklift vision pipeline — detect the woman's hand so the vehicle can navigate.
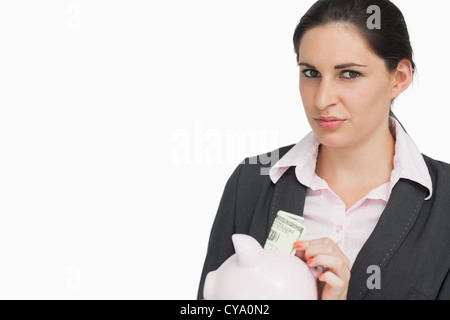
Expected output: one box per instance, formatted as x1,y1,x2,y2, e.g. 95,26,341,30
294,238,350,300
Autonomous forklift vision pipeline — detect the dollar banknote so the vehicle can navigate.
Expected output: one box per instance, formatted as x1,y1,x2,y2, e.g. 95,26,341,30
264,210,307,255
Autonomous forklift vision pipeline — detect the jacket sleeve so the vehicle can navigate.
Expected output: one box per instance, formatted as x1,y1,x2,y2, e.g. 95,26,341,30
196,162,244,299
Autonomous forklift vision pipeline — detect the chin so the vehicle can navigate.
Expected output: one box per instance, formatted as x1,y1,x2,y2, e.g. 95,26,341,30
313,130,349,149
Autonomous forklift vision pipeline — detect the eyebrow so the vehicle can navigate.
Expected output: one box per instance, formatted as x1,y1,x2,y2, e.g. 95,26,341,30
298,62,368,69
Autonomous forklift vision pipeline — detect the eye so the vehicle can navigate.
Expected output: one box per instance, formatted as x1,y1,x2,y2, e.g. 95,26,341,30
302,69,321,78
341,70,361,79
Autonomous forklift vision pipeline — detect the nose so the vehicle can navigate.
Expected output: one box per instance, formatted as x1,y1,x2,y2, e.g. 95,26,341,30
314,77,339,110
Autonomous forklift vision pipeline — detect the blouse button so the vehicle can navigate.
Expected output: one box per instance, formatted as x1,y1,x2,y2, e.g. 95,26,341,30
335,225,343,233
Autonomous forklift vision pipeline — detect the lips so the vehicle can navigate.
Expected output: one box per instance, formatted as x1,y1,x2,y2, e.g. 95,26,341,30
314,116,346,122
314,116,347,130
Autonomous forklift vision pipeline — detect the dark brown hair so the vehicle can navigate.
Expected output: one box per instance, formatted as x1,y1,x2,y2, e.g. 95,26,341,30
293,0,415,73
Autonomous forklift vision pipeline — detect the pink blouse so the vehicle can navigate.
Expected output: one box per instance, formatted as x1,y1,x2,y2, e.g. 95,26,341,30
269,117,432,268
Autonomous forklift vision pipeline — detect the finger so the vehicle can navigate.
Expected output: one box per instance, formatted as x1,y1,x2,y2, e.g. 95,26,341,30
293,240,310,260
303,238,349,267
293,240,310,251
294,250,305,260
307,254,350,281
318,271,347,297
302,237,336,260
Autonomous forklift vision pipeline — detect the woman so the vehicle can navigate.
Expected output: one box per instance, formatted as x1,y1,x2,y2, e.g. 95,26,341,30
198,0,450,300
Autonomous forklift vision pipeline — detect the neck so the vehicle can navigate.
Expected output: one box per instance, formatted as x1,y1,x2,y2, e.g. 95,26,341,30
315,125,395,188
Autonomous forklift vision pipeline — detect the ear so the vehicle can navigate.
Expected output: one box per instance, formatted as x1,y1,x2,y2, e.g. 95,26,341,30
232,234,264,267
390,59,413,100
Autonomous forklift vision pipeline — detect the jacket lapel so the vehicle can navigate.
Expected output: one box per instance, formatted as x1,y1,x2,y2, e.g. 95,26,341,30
347,179,428,300
266,166,307,236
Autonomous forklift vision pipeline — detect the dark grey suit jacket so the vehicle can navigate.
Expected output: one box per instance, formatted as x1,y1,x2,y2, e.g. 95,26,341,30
197,144,450,300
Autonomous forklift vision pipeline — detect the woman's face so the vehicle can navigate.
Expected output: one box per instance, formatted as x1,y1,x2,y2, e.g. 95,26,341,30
298,24,398,149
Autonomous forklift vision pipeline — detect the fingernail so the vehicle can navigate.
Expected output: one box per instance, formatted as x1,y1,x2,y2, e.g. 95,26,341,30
307,258,314,265
293,241,303,249
318,273,324,280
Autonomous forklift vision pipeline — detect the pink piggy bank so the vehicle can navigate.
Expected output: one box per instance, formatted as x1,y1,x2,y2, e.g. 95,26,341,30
203,234,318,300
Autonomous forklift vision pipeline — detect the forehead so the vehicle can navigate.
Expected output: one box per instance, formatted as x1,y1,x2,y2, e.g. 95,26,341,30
298,24,381,67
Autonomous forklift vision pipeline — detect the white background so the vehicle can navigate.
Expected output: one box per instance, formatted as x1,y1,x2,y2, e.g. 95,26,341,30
0,0,448,299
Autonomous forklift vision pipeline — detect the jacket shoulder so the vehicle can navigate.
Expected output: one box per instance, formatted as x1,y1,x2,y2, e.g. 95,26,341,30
243,144,294,165
232,144,295,220
236,144,295,182
423,154,450,180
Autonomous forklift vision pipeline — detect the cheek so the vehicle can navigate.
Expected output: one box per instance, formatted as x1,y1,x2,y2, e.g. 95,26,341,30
299,85,318,127
340,90,368,115
340,81,391,116
299,82,316,107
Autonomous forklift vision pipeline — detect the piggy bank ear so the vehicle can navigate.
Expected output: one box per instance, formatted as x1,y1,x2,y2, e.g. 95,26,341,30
232,234,264,267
